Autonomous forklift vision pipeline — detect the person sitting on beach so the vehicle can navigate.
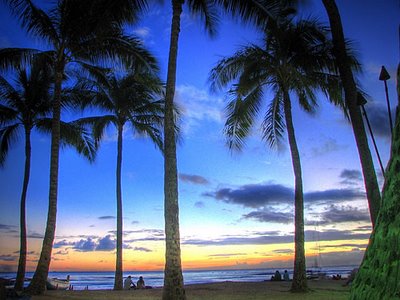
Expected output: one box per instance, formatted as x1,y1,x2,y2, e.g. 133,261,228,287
283,270,290,281
271,270,282,281
124,275,136,290
137,276,145,289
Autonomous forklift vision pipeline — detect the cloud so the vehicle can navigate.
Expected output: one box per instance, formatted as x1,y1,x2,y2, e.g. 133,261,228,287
96,235,116,251
339,169,363,186
54,239,75,248
98,216,115,220
179,173,210,185
27,232,44,239
203,183,293,208
194,201,205,208
54,249,69,256
311,138,344,157
208,253,247,258
0,254,17,262
0,224,17,233
242,209,293,224
314,205,371,225
175,84,224,133
272,249,294,254
305,189,365,204
133,27,151,39
134,247,152,253
204,182,365,208
364,102,393,139
74,238,97,252
182,229,370,247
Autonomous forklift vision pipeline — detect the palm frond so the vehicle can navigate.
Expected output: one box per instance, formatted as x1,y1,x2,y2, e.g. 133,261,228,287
4,0,59,44
0,75,21,108
261,92,285,148
224,85,264,151
0,124,20,166
73,115,115,146
187,0,219,37
0,48,41,71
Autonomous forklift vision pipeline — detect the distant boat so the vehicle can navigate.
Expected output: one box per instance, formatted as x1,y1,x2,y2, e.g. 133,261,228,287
46,275,70,290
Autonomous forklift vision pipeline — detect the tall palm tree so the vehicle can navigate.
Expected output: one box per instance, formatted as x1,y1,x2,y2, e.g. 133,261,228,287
161,1,219,299
209,17,343,292
0,58,96,291
1,0,156,294
321,0,381,227
71,69,164,290
161,2,302,298
349,64,400,299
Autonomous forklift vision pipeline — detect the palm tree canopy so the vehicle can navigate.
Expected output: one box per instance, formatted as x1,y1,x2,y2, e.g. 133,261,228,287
209,17,348,151
70,70,165,151
0,57,96,165
1,0,158,73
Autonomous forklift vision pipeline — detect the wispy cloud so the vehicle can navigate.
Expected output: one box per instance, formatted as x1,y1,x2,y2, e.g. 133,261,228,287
310,137,346,157
179,173,210,185
134,247,152,253
98,216,116,220
175,84,224,133
182,229,370,247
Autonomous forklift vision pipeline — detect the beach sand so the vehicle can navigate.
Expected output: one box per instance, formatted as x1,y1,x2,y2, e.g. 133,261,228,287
31,279,349,300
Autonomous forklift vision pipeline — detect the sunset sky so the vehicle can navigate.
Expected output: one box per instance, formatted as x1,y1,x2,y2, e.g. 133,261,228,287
0,0,399,273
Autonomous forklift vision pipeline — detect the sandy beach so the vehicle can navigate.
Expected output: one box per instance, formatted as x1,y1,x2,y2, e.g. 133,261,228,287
31,279,349,300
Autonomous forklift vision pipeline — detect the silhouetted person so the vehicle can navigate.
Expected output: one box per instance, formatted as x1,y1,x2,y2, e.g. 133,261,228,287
124,275,136,290
137,276,145,289
283,270,290,281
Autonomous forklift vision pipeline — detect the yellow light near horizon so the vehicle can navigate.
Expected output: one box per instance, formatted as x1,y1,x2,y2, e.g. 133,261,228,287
15,237,369,273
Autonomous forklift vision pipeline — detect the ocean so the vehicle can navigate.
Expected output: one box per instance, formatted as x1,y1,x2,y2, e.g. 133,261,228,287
1,266,356,290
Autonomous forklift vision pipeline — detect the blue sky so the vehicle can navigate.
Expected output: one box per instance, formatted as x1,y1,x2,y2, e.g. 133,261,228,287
0,0,399,272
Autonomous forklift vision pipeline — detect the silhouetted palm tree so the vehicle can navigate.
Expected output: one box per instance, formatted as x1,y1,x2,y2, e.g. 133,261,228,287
0,57,95,291
162,2,302,298
322,0,381,227
1,0,156,294
161,1,219,299
210,17,343,292
71,69,164,290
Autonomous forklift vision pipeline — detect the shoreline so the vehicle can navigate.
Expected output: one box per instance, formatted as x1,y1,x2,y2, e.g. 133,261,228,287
31,279,350,300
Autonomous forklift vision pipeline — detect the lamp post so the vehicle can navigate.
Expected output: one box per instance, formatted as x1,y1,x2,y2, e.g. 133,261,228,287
357,93,385,176
379,65,393,136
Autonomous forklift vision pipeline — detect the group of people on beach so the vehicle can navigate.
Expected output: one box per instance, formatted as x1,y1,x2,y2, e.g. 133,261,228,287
124,275,151,290
270,270,290,281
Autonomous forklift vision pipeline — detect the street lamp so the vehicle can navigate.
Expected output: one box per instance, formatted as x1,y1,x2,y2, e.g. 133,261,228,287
379,65,393,137
357,93,385,176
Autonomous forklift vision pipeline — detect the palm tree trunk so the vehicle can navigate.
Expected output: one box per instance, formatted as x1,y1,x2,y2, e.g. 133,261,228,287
322,0,381,227
349,65,400,299
282,93,307,293
28,62,64,295
15,127,32,291
114,124,123,290
163,1,186,299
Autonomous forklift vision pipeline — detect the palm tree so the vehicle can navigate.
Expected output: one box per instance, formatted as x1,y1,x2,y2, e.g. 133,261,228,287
71,69,164,290
161,1,220,299
209,17,343,293
0,57,96,291
1,0,156,294
321,0,381,227
349,64,400,299
161,2,303,298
